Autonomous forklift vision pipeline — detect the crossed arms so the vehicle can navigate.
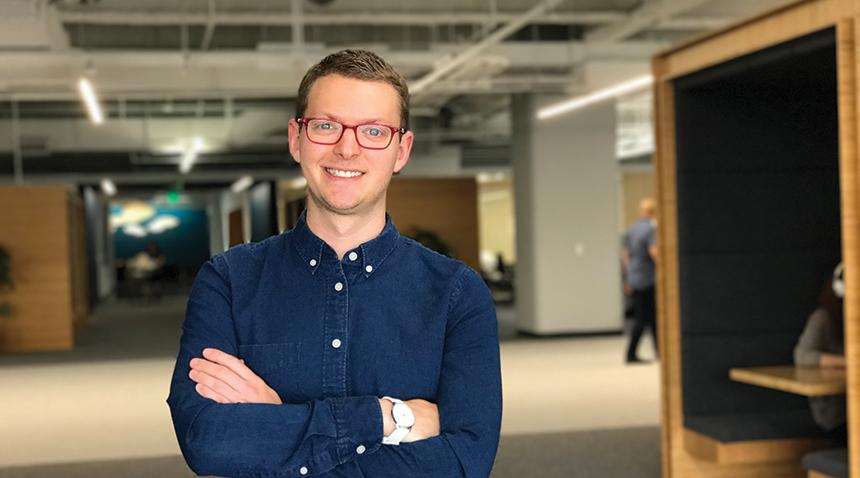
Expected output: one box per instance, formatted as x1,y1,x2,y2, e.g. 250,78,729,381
188,347,441,442
167,256,502,477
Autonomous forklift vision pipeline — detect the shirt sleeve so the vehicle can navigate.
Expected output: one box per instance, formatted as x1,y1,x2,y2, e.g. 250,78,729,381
794,309,830,367
355,266,503,477
167,255,384,478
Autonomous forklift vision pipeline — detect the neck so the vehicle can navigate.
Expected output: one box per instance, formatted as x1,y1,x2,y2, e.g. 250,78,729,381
305,200,387,260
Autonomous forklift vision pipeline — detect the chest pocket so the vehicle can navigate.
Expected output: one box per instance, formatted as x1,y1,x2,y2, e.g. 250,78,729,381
238,343,302,395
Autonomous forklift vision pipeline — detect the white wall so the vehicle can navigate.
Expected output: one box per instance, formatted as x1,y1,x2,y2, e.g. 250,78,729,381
512,94,622,334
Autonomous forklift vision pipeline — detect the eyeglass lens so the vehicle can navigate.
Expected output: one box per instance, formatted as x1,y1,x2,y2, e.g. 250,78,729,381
306,119,393,148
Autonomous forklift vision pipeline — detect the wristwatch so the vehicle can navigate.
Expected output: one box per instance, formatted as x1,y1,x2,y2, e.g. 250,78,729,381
381,396,415,445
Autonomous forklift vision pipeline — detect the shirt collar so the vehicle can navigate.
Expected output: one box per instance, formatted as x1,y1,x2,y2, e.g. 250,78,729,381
291,210,400,277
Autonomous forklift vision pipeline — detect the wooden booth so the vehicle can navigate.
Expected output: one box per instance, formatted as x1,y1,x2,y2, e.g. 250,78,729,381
653,1,860,477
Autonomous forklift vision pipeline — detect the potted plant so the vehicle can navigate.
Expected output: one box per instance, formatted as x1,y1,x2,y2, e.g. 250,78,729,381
0,246,11,316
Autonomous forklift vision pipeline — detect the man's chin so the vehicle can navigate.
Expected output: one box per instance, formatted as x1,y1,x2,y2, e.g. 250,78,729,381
317,197,364,216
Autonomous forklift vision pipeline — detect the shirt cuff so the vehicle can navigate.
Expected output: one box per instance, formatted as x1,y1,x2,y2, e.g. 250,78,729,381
332,395,384,464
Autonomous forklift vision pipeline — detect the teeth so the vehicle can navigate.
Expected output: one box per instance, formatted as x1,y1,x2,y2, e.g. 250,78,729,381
326,168,363,178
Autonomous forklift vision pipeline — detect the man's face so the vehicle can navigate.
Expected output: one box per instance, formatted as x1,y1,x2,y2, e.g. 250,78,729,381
288,74,413,216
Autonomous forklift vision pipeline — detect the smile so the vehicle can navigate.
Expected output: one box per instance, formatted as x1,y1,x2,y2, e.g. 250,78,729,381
325,168,364,178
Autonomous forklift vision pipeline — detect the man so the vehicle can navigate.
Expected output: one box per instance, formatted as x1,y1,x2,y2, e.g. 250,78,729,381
623,198,658,364
167,50,503,477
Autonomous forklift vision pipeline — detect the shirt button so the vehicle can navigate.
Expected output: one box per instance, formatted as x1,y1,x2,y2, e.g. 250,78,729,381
309,259,317,267
299,466,308,475
356,444,366,454
365,265,373,273
332,338,342,349
348,251,358,261
334,282,343,292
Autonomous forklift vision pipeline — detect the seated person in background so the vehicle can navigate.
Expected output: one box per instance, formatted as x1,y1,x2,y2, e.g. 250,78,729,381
794,263,847,443
127,240,166,278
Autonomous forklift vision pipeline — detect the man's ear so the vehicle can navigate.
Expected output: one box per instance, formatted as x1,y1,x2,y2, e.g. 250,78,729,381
288,119,301,164
392,130,414,174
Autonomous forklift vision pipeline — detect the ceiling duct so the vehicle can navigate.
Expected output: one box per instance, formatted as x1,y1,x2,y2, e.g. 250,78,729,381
0,1,68,51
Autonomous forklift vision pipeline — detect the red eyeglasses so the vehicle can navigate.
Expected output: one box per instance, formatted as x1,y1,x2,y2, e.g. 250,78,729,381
297,117,406,150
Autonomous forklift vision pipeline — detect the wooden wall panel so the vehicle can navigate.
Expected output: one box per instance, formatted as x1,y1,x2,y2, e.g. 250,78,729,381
660,0,851,80
0,186,78,352
386,177,480,272
228,209,244,247
840,16,860,478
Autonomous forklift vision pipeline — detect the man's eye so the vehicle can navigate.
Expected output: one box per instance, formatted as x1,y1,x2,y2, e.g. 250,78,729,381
314,122,335,130
365,127,383,137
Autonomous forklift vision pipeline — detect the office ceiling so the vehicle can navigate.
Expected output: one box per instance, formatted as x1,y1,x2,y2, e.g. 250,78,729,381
0,0,794,188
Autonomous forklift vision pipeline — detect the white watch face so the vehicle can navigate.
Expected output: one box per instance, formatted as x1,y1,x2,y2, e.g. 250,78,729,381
393,402,415,428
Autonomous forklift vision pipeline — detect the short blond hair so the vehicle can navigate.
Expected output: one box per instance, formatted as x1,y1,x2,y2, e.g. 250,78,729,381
295,49,410,130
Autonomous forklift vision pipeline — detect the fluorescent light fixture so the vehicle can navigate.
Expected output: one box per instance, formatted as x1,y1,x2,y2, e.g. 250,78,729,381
77,78,104,125
537,75,654,120
100,178,117,196
230,175,254,193
179,136,205,174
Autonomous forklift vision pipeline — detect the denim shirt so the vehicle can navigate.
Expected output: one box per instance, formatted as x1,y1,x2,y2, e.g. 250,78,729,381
167,213,502,477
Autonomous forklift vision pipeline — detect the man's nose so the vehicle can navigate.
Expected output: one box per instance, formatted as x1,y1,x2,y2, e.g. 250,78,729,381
333,127,361,159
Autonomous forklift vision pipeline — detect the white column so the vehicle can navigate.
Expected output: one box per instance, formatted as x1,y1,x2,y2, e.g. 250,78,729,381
512,94,622,334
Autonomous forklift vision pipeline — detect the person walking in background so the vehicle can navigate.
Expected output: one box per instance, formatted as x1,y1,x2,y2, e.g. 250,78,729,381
623,198,658,364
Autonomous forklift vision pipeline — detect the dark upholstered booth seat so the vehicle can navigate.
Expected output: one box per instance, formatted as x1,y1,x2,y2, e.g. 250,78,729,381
672,27,842,465
802,448,849,478
685,410,824,443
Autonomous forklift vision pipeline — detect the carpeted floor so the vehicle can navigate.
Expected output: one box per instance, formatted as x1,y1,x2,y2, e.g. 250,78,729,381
0,426,660,478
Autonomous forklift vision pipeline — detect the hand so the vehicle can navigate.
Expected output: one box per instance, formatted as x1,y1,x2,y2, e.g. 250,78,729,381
379,398,440,443
820,352,847,368
189,348,282,405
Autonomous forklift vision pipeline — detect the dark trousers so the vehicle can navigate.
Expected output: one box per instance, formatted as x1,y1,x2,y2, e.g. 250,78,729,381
626,286,658,361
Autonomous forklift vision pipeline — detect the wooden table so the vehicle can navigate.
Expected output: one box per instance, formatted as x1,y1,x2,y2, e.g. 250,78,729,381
729,366,846,397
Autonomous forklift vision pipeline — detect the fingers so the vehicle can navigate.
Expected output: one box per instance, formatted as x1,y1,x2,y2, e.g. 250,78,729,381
189,348,281,404
189,357,246,395
189,368,243,403
195,382,230,404
202,348,258,381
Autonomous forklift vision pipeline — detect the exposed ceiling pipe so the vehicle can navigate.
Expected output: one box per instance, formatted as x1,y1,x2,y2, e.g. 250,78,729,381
55,9,727,30
586,0,715,42
291,0,304,56
410,0,566,96
56,10,621,26
200,0,217,51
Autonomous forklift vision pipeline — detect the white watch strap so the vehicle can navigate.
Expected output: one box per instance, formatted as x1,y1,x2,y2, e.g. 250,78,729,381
381,396,403,406
382,426,410,445
381,396,411,446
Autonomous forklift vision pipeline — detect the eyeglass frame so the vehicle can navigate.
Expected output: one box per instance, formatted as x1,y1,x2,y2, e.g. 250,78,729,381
296,117,407,150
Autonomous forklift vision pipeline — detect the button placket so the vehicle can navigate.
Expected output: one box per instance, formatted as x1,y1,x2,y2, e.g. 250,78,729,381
322,262,349,397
